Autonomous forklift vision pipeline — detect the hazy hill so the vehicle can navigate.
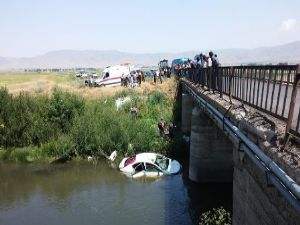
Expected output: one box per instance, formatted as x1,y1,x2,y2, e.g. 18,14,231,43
1,41,300,69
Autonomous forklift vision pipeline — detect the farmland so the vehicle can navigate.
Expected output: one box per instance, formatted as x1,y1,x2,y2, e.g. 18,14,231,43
0,71,176,99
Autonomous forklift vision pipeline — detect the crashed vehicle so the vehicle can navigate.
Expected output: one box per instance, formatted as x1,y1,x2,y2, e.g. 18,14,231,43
119,153,181,178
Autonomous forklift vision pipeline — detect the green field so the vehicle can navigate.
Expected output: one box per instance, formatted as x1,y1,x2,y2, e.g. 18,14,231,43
0,71,74,86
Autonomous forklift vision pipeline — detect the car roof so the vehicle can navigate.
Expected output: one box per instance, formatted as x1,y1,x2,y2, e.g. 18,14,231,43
132,153,162,164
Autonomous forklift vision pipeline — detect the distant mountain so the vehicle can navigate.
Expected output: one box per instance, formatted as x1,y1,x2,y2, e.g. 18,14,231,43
1,41,300,69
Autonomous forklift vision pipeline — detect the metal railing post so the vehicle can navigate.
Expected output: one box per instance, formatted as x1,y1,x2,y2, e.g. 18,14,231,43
229,66,234,103
219,67,223,98
285,65,300,137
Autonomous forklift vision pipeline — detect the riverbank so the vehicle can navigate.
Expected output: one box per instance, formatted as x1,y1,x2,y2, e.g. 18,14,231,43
0,76,182,163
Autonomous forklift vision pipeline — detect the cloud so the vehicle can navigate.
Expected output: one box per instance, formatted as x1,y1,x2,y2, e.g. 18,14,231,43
280,18,296,31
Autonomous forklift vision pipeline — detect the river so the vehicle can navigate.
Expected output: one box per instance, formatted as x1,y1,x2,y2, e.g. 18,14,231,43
0,161,232,225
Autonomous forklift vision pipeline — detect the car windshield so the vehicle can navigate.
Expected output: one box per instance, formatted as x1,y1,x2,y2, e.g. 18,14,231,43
155,155,169,170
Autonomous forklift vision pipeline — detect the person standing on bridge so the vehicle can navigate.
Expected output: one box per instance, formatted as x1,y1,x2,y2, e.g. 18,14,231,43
209,51,219,93
201,54,208,88
214,54,220,66
214,54,221,92
208,52,212,91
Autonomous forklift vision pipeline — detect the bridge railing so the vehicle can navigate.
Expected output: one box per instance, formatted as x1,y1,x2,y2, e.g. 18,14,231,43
178,65,300,138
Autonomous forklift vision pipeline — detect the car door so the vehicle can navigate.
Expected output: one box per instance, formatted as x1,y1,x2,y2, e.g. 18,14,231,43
132,163,145,178
144,163,163,177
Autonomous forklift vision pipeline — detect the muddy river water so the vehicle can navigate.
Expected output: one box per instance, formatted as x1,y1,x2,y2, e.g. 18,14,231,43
0,161,231,225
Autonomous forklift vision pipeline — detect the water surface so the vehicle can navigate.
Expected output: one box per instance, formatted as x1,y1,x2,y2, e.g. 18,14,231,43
0,161,231,225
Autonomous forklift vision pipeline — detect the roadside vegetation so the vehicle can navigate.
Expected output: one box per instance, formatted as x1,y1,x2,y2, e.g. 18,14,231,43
0,76,181,162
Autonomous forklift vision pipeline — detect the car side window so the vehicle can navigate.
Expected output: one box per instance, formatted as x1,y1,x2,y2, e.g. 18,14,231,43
145,163,160,172
133,163,144,173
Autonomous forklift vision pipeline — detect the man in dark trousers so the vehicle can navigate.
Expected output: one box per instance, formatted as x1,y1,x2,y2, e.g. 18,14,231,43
209,51,219,92
158,118,165,136
168,121,176,139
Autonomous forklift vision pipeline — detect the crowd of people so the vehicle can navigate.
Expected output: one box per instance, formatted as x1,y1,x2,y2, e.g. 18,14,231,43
121,70,145,88
174,51,221,92
153,70,163,85
174,51,220,72
121,69,170,88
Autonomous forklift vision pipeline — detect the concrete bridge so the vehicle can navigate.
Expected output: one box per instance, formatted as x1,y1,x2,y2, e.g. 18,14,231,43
179,65,300,225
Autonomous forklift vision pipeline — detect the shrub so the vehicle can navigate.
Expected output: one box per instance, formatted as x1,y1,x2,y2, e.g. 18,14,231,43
42,135,75,158
0,90,37,147
199,207,231,225
47,88,85,132
0,86,176,161
0,88,84,148
147,91,166,105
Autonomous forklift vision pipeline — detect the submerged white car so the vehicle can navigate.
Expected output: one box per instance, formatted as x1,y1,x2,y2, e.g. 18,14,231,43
119,153,181,178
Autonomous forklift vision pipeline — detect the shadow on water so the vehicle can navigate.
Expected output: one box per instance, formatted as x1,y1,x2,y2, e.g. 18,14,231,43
182,160,232,223
165,78,233,224
161,159,232,225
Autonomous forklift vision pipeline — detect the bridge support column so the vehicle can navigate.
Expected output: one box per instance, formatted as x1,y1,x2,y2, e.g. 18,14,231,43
181,93,193,133
189,106,233,182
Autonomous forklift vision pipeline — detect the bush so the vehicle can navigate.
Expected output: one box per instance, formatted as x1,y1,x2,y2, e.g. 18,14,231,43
47,88,85,132
199,207,231,225
70,92,172,158
42,135,75,158
0,89,40,147
0,87,175,161
0,88,84,148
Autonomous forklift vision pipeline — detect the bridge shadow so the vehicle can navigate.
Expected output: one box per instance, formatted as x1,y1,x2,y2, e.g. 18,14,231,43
165,78,233,224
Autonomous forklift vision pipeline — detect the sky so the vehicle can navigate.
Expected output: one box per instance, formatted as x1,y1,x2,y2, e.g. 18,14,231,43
0,0,299,57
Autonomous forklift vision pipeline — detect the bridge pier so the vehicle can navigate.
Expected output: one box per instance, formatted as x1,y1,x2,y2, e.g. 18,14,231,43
181,93,193,133
189,106,233,183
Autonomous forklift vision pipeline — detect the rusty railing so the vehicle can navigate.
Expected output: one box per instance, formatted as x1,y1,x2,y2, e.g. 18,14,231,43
178,65,300,137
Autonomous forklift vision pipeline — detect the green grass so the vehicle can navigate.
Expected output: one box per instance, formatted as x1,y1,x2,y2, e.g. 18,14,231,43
0,71,75,86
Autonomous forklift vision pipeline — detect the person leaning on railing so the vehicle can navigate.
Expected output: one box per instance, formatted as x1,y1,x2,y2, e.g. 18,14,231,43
209,51,220,93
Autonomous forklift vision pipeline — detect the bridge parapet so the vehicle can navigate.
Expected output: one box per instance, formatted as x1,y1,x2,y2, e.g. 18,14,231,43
177,65,300,139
